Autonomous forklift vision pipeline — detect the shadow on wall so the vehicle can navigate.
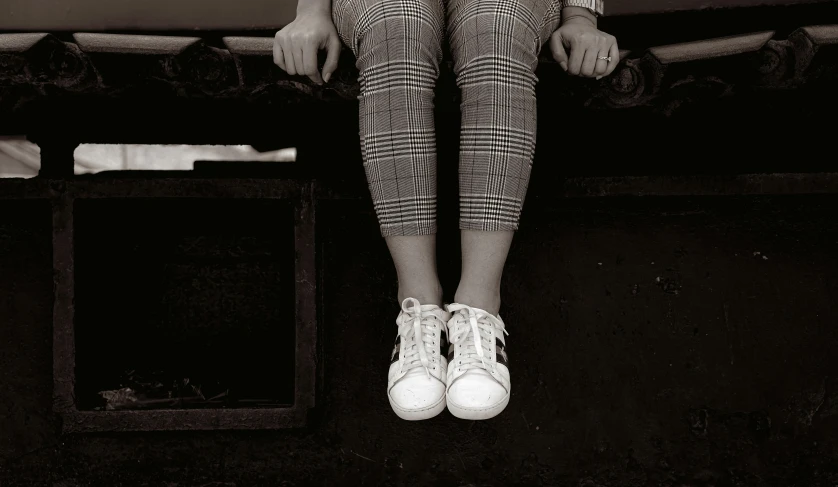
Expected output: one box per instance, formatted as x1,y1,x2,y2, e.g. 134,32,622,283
0,140,297,178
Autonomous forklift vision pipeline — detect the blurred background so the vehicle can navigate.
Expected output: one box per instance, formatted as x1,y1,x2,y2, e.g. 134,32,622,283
0,140,296,178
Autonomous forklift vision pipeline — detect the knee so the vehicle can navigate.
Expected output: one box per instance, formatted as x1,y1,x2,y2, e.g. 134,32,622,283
448,0,543,75
345,0,445,71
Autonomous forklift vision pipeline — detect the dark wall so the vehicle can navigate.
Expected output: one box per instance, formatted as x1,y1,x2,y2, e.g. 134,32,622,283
2,191,838,485
0,200,54,462
1,21,838,483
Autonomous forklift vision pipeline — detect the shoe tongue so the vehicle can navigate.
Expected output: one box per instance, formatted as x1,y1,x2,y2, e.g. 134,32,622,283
425,308,445,320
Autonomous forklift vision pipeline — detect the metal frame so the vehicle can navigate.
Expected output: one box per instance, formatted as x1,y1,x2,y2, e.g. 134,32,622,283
2,178,318,432
3,169,838,432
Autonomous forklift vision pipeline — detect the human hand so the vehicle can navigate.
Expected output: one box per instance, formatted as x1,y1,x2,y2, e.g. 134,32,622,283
273,10,342,85
549,19,619,79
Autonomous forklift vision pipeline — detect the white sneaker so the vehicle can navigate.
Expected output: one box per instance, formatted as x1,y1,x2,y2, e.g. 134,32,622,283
387,297,452,420
444,303,511,420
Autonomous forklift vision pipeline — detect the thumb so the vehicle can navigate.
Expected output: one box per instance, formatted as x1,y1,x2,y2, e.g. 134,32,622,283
322,33,342,83
550,32,568,71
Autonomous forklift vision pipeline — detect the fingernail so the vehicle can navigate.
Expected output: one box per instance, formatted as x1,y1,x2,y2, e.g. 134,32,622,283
596,75,602,80
324,73,331,83
560,62,568,71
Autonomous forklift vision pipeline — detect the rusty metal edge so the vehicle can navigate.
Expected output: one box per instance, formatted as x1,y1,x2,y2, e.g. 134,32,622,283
0,178,51,198
66,179,305,199
293,182,317,412
60,407,308,433
52,187,76,421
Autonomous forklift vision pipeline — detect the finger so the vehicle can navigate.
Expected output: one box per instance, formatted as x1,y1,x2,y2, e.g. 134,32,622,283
292,46,305,77
581,47,598,77
594,49,609,76
567,41,585,76
550,33,569,71
303,43,323,84
273,34,287,71
283,42,297,75
322,34,342,83
604,41,620,76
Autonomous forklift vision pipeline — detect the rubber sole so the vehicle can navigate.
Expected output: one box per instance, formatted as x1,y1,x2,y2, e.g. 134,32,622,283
446,391,510,420
388,391,447,421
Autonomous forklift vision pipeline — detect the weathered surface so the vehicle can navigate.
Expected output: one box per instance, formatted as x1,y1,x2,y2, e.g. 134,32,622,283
0,0,834,30
1,2,837,484
0,16,837,142
2,194,838,485
39,181,318,433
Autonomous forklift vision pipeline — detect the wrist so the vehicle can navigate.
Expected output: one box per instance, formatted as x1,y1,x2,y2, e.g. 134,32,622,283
561,6,596,27
561,14,596,28
297,0,331,16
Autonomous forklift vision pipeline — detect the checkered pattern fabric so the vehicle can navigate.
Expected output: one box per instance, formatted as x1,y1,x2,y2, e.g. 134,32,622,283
333,0,604,236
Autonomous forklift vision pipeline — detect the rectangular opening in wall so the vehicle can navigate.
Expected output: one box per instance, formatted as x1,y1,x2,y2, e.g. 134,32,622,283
73,198,297,411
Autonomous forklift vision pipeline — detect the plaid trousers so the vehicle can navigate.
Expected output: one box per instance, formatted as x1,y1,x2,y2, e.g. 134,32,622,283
333,0,604,236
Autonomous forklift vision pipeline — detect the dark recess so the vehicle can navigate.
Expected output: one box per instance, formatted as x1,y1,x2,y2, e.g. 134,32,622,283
73,198,297,411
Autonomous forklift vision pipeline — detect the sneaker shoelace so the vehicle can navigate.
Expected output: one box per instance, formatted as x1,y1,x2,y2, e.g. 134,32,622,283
447,303,509,374
397,298,448,381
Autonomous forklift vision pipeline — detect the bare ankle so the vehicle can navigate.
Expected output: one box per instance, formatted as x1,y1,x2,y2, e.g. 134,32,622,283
453,287,501,316
398,283,443,308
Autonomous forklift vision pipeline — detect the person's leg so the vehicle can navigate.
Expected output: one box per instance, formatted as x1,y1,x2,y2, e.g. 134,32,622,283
387,236,443,306
333,0,450,421
333,0,447,307
453,230,512,316
442,0,565,420
447,0,564,316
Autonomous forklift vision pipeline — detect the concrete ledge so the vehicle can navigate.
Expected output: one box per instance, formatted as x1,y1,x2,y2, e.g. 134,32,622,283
0,24,834,112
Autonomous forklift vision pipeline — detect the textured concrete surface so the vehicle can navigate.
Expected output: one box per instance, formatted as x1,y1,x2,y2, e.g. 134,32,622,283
71,33,202,55
647,31,775,63
0,34,47,53
1,191,837,486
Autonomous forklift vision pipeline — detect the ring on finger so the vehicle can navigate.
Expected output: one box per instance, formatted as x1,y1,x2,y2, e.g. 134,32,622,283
594,53,609,69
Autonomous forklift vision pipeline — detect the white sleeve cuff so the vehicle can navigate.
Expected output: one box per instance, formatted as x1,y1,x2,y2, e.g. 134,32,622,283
560,0,604,16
